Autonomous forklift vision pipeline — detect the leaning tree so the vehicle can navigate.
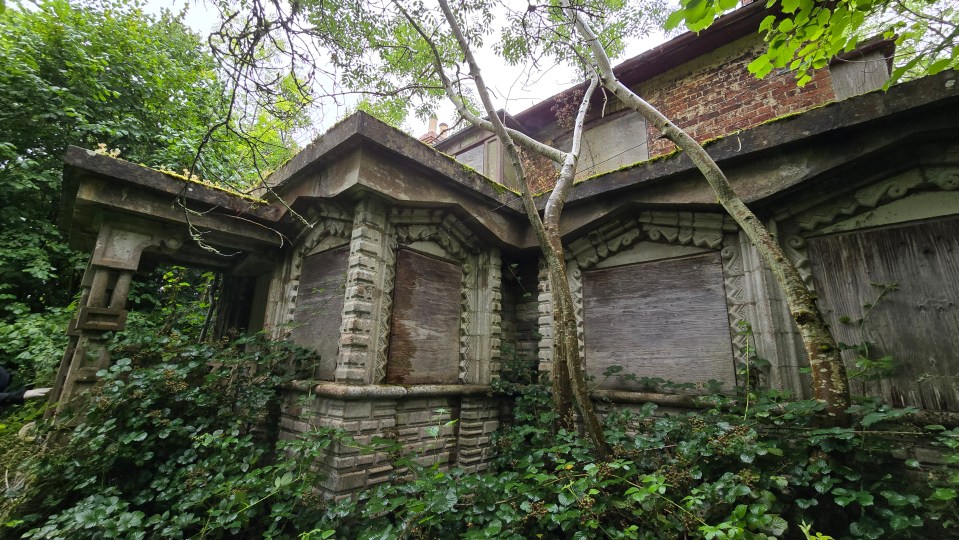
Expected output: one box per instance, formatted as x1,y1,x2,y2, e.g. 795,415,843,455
205,0,855,437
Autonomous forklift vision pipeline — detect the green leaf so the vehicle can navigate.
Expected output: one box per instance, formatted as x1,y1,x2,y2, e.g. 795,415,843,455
930,488,957,501
275,472,293,488
748,56,774,78
484,519,502,535
928,58,953,75
664,9,687,31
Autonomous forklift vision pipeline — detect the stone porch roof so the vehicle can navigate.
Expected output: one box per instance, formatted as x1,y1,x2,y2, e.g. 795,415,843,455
61,70,959,265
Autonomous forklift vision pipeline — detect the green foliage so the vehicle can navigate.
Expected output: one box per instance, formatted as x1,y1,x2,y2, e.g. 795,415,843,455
280,376,952,539
3,329,330,539
0,303,68,387
0,0,297,314
3,333,955,538
497,0,671,68
666,0,958,87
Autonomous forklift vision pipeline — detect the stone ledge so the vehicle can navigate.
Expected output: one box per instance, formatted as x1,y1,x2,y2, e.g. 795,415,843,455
283,381,494,401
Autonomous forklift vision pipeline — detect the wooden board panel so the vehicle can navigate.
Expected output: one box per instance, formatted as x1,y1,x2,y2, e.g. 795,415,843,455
387,249,462,384
808,217,959,411
291,247,348,381
583,252,735,391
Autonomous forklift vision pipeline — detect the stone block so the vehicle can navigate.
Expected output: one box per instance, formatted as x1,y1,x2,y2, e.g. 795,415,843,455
342,401,373,419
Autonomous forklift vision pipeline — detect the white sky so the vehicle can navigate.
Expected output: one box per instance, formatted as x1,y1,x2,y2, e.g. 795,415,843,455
143,1,669,145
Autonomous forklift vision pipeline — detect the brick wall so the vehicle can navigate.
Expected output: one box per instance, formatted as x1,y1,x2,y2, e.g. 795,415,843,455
639,35,835,157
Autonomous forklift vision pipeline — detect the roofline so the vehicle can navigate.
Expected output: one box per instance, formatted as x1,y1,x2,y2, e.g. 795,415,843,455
512,1,773,132
432,110,526,152
263,112,522,213
554,70,959,207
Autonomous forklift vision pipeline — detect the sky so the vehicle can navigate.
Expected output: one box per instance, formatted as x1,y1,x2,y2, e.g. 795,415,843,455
143,1,670,145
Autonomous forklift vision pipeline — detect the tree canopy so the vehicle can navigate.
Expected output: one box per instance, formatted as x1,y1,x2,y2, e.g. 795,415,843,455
667,0,958,86
0,0,298,314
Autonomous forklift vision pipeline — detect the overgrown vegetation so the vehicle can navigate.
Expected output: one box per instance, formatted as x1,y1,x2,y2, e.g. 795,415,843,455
1,1,957,538
0,0,299,316
3,328,956,538
2,327,332,538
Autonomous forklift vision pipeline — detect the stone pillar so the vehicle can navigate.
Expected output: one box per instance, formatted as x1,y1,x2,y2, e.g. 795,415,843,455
465,248,502,385
535,257,554,376
47,223,181,419
336,197,393,384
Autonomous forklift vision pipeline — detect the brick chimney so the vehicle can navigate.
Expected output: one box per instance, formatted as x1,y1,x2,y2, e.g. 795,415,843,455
419,116,440,144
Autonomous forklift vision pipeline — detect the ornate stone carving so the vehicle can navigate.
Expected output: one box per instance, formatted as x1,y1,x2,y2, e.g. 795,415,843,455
567,212,732,272
720,242,749,363
486,250,503,383
536,259,554,374
372,236,396,384
784,167,959,234
781,235,814,290
338,198,391,384
567,261,586,362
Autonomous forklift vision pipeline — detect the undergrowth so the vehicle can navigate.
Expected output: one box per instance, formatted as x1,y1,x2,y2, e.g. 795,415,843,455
0,330,956,539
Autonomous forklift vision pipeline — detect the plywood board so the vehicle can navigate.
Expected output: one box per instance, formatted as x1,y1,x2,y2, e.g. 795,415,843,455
808,217,959,411
291,246,348,380
583,252,735,391
387,249,462,384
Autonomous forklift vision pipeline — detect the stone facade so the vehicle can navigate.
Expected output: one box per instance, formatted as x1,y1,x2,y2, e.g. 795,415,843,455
53,23,958,497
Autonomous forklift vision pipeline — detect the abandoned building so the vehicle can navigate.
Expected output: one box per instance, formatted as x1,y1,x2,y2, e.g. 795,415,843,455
48,1,959,496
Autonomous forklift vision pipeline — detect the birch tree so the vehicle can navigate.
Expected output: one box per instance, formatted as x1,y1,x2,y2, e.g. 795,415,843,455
392,0,613,455
555,1,851,424
206,0,853,433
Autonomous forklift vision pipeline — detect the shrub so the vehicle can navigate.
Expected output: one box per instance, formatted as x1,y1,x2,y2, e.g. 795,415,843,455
3,330,333,539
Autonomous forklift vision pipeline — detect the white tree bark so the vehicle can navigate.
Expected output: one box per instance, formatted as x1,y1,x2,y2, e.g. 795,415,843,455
563,1,850,424
399,0,612,455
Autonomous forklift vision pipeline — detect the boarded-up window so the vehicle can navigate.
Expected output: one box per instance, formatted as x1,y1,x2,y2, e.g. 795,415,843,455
808,217,959,411
387,249,462,384
484,139,502,182
291,247,348,380
829,50,890,101
582,252,735,390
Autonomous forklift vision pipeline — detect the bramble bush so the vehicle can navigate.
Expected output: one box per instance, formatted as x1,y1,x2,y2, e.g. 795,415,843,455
294,374,957,540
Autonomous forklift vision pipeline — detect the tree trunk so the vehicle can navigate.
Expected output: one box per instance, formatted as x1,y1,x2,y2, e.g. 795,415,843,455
566,4,850,425
429,0,611,456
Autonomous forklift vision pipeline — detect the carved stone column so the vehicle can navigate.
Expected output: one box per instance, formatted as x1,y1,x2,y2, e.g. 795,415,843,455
336,197,393,384
47,223,182,419
723,228,809,398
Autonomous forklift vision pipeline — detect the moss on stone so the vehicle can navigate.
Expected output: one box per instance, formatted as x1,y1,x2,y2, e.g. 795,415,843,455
154,167,267,204
572,148,683,186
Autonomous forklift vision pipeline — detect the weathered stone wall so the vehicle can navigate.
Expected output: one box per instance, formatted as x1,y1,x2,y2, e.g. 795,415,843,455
278,385,500,496
270,195,507,495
